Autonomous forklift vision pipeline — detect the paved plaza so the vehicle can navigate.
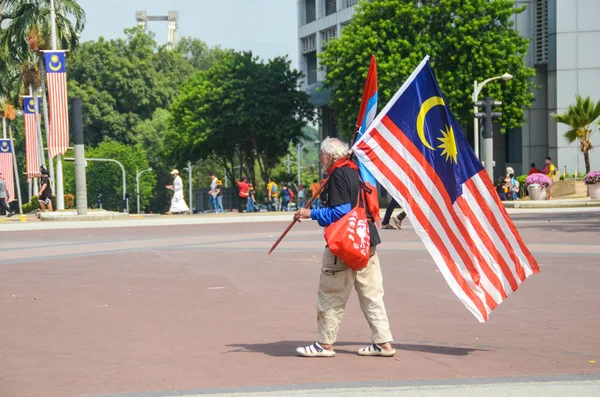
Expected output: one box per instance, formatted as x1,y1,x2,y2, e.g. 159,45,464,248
0,210,599,397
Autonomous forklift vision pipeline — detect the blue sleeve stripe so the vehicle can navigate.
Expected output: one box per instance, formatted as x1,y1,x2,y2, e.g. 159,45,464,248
311,203,352,227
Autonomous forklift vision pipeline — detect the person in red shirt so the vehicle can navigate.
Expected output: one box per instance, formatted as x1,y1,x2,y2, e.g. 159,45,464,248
236,177,249,212
528,162,542,175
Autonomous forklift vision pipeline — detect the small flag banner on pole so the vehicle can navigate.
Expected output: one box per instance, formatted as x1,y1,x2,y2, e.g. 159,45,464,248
0,140,15,202
354,55,380,225
352,56,540,322
23,96,41,181
43,51,69,158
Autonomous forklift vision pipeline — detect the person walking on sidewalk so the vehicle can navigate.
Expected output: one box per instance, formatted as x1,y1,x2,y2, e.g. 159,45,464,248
294,138,395,358
297,184,306,209
167,169,190,214
381,198,406,230
0,172,14,217
38,167,54,212
236,177,249,213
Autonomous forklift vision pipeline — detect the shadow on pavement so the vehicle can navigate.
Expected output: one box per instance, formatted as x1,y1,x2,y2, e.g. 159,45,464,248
225,341,483,357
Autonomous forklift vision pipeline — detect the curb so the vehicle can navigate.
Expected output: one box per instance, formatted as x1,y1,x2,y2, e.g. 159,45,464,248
503,199,600,209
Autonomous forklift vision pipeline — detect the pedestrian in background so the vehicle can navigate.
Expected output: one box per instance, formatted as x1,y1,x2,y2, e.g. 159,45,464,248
381,199,406,230
247,184,256,213
0,171,14,217
38,166,53,212
310,179,321,209
541,157,556,200
167,169,190,214
297,183,306,209
267,178,279,211
280,184,291,211
208,172,220,213
237,177,249,212
215,179,224,213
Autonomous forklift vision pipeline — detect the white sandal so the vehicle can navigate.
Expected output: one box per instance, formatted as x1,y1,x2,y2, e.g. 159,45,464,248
296,342,336,357
358,343,396,357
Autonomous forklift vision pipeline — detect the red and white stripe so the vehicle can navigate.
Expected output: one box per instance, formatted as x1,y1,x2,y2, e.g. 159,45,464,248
0,147,15,203
46,71,69,158
353,116,540,322
24,113,40,181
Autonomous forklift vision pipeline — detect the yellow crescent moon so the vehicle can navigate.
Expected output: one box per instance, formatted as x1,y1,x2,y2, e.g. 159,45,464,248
49,60,62,71
0,142,9,152
416,96,446,150
27,99,35,113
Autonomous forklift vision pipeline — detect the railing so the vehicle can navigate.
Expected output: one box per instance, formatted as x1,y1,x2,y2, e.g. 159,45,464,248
307,70,318,85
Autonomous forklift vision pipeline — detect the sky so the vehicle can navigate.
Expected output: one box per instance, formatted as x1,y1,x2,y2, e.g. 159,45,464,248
76,0,299,67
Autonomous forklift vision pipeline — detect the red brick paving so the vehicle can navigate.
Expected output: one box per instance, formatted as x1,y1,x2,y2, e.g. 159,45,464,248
0,213,599,397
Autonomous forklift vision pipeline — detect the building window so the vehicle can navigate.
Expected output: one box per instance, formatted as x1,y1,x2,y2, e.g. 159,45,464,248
320,26,337,49
345,0,358,7
534,0,548,65
306,0,316,23
301,34,316,54
325,0,337,16
306,52,318,85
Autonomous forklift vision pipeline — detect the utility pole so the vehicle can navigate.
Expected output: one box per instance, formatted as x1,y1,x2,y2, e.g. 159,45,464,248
184,161,193,212
71,98,87,215
297,143,303,187
8,123,23,214
474,97,502,179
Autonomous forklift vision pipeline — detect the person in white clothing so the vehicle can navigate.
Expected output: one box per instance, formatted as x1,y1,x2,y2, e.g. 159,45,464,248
167,169,190,214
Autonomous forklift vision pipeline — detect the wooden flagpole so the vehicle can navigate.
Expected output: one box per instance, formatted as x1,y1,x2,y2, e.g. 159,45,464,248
267,140,359,255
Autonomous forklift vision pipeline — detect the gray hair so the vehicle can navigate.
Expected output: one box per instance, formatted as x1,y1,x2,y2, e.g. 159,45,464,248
319,137,349,162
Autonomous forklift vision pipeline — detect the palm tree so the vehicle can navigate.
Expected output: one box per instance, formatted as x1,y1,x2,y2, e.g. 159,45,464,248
551,95,600,175
0,0,85,63
0,0,85,182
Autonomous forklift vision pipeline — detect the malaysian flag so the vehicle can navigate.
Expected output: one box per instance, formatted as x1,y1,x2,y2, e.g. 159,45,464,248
23,96,41,181
0,140,15,203
43,51,69,158
353,57,539,322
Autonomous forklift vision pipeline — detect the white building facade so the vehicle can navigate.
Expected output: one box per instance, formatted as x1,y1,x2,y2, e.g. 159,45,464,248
297,0,600,178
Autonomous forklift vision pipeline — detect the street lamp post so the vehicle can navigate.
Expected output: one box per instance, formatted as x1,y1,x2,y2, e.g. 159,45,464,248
64,157,128,212
183,161,192,213
472,73,513,159
136,168,153,214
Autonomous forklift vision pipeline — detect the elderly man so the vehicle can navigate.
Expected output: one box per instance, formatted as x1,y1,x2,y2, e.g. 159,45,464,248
294,137,395,358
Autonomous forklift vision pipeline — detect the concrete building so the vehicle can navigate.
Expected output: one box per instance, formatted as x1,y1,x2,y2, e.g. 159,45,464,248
297,0,600,178
297,0,360,139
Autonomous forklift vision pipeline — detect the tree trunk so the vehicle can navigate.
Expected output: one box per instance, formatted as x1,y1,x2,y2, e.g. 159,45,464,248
584,150,591,175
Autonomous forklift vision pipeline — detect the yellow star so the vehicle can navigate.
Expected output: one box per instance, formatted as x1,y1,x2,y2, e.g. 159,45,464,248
437,124,458,163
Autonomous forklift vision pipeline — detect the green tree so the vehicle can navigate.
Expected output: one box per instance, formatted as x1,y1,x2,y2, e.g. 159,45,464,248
62,141,156,211
67,28,229,146
320,0,535,141
551,95,600,175
167,51,314,187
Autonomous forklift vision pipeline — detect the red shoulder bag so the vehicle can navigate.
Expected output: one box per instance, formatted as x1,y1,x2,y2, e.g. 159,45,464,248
324,189,371,271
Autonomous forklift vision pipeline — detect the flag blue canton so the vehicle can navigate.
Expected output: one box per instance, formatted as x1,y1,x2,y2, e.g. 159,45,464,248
0,140,13,154
23,97,40,114
44,51,67,73
384,62,483,203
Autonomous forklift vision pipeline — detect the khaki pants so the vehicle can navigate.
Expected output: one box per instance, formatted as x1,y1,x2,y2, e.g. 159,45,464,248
317,247,393,345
